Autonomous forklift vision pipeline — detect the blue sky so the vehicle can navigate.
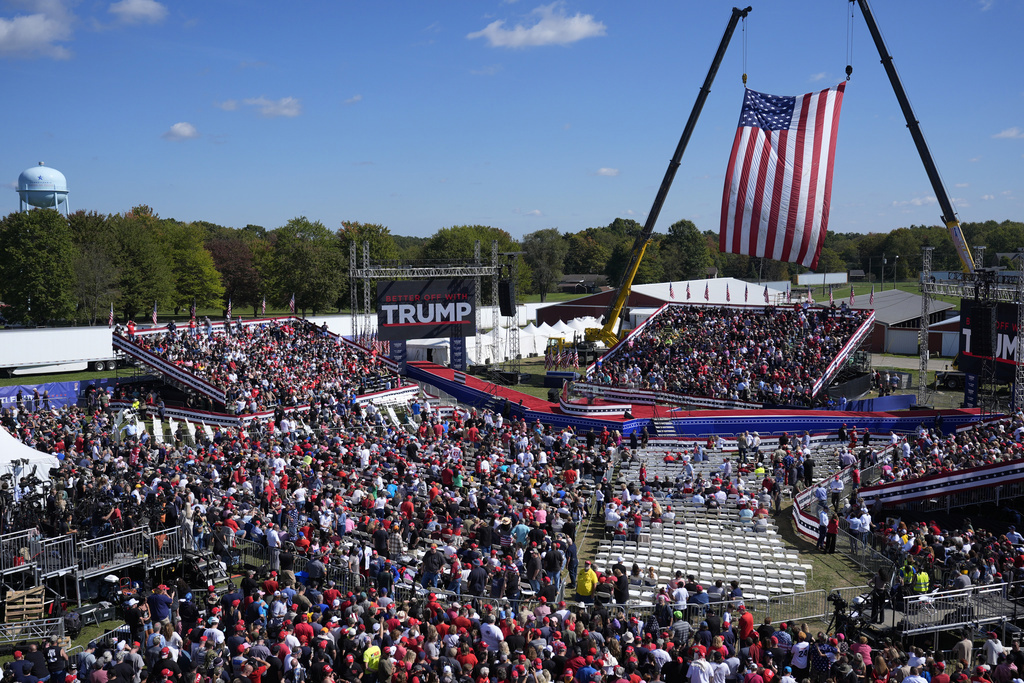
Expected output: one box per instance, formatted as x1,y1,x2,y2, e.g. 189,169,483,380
2,0,1021,239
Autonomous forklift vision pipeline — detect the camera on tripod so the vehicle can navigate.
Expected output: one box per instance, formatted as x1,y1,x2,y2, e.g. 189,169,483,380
828,592,848,611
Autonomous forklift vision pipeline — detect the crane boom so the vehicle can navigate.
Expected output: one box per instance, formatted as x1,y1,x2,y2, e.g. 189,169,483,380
585,6,752,347
854,0,975,274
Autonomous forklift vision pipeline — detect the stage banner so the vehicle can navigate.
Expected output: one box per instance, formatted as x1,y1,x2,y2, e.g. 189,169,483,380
389,340,408,374
958,300,1020,383
450,336,467,371
377,279,476,341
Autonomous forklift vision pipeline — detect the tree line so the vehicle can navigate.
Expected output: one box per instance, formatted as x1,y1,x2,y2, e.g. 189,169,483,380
1,205,1020,325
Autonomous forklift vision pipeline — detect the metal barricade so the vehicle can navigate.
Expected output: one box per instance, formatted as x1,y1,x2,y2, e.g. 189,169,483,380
833,527,896,579
31,534,78,579
0,529,40,575
903,583,1018,635
147,525,182,569
765,589,829,625
233,538,270,571
88,623,132,647
0,617,65,647
76,528,148,579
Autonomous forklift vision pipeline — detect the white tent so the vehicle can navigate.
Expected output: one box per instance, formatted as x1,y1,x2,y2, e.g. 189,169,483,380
550,320,571,335
522,322,540,335
0,425,60,486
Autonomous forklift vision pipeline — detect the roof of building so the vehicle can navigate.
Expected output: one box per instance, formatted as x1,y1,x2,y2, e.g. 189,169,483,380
848,288,954,325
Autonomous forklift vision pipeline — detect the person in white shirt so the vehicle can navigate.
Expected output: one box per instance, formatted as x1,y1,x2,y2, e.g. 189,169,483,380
688,651,713,683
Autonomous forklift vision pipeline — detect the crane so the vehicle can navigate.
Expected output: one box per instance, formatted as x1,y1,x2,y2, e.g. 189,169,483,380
584,6,752,347
853,0,975,274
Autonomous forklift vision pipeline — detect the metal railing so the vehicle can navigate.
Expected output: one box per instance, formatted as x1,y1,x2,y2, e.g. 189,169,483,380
902,582,1020,635
76,528,148,579
0,617,65,647
0,528,40,575
148,525,182,568
31,534,78,579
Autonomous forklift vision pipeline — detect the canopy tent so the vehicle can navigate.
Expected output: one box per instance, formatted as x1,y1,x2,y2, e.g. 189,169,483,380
0,425,59,487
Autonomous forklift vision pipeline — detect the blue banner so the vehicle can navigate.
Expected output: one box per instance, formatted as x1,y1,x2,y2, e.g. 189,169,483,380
0,375,156,412
449,336,466,371
389,340,407,374
964,373,979,409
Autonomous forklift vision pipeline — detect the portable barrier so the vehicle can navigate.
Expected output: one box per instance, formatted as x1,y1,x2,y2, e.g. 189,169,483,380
902,583,1019,635
76,528,148,580
0,617,65,648
148,526,183,569
0,529,40,576
31,534,78,579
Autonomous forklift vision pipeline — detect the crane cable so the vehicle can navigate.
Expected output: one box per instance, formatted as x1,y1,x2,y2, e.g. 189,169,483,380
741,12,748,87
845,1,855,80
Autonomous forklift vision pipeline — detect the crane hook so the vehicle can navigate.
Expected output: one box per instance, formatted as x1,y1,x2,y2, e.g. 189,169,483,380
846,64,853,81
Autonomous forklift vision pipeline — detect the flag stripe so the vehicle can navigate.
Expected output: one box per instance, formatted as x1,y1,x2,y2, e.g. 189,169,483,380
722,84,844,270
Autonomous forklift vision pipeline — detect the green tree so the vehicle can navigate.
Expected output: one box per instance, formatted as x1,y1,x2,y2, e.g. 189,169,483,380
814,247,847,274
74,244,120,325
661,219,711,281
605,234,664,285
522,228,568,301
563,232,611,274
107,207,175,320
0,210,77,324
421,225,529,300
208,237,262,313
163,221,225,313
271,216,344,316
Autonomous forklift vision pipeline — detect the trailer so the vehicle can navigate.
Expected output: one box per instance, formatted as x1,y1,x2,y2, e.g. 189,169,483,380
0,326,122,376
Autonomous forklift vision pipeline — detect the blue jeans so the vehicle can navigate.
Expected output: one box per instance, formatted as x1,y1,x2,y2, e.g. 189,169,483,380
422,572,439,588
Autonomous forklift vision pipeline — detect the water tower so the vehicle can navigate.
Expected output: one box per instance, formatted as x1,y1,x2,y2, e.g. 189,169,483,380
18,162,69,217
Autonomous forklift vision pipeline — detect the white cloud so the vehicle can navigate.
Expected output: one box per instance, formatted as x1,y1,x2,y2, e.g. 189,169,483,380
214,99,237,111
982,194,995,200
596,167,619,177
343,94,362,105
467,2,606,48
891,196,937,207
525,209,542,217
993,126,1024,139
979,0,994,10
161,122,199,141
109,0,167,24
243,96,302,117
0,0,74,59
809,72,826,82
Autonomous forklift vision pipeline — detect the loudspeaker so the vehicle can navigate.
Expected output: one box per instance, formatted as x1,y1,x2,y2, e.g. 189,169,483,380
498,279,515,316
973,306,993,357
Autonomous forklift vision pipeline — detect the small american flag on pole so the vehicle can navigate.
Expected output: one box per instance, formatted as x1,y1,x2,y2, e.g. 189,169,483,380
763,285,769,304
869,286,875,306
226,297,232,320
289,293,296,314
829,287,834,305
726,284,731,302
108,303,114,328
686,283,691,300
720,84,846,269
850,286,855,306
704,283,709,301
669,282,675,300
744,284,748,303
261,297,266,316
151,301,158,325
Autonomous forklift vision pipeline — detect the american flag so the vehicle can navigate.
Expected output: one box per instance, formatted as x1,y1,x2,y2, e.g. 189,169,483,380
151,300,158,325
261,297,266,316
744,284,749,302
726,284,731,302
829,287,834,305
850,286,855,307
226,297,232,320
572,349,579,369
808,289,815,305
545,348,553,370
869,285,875,306
669,282,675,300
108,303,114,328
686,283,691,300
704,283,709,301
189,298,196,320
763,285,770,304
786,283,792,303
289,293,296,314
720,83,846,269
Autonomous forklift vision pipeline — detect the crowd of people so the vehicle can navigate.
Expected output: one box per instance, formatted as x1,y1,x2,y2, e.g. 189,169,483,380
588,304,870,407
2,316,1024,683
116,319,402,414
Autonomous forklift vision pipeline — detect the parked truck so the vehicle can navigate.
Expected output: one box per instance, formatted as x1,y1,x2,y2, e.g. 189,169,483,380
0,326,122,376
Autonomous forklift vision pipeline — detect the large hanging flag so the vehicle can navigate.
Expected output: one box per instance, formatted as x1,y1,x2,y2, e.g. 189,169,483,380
720,83,846,269
151,301,158,325
108,303,114,328
669,282,675,300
